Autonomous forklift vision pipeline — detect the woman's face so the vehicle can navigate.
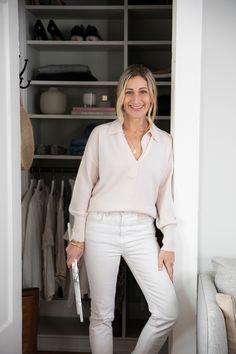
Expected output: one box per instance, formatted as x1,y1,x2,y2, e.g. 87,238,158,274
123,75,151,120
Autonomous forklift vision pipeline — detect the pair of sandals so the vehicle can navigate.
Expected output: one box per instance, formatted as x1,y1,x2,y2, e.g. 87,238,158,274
35,144,67,155
71,25,103,41
34,20,103,41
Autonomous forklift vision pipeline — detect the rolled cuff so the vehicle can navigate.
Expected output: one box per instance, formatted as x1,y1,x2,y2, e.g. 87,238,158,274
160,224,177,252
70,214,87,242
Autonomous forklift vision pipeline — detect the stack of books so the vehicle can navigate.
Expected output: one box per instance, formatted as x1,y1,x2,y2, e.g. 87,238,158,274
71,107,116,115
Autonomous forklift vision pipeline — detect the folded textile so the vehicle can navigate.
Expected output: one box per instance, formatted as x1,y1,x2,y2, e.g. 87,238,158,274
37,64,90,74
35,72,98,81
70,138,87,147
69,123,97,155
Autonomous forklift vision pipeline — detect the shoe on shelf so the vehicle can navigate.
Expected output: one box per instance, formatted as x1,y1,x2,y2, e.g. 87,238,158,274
85,25,103,41
70,25,85,41
35,144,49,155
47,19,65,40
49,144,67,155
33,19,48,40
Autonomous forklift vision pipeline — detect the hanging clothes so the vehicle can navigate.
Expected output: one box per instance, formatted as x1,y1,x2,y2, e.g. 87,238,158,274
42,181,57,301
22,180,48,290
55,180,67,295
21,178,35,257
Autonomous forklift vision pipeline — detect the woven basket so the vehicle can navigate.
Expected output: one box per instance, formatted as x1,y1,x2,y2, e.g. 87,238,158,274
20,98,35,171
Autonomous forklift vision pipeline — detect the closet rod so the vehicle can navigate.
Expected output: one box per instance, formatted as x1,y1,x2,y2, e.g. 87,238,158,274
30,167,78,174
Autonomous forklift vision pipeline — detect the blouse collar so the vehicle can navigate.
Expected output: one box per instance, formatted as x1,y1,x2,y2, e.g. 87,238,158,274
108,119,160,142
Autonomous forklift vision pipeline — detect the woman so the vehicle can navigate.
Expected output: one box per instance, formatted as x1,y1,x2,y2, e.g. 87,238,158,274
66,64,179,354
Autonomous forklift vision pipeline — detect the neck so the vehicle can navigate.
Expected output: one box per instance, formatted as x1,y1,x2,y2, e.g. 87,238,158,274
123,117,149,133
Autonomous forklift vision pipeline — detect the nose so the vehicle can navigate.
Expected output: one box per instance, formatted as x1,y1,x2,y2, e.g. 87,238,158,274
132,93,141,105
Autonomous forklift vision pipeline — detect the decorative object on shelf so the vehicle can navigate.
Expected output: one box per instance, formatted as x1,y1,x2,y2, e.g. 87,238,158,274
20,97,35,170
33,19,48,40
19,56,31,89
40,87,67,114
83,92,96,107
47,19,65,40
99,95,111,107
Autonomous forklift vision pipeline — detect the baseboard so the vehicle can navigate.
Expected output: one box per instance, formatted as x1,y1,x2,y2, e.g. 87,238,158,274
38,334,136,353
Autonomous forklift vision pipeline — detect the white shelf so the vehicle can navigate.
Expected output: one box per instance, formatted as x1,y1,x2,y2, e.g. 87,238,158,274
30,80,170,86
34,154,82,160
128,5,172,18
128,40,171,47
27,40,124,51
30,114,116,120
30,114,170,120
30,80,118,86
25,5,125,19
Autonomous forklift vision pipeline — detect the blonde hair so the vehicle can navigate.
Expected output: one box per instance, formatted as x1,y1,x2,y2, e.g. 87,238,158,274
116,64,157,125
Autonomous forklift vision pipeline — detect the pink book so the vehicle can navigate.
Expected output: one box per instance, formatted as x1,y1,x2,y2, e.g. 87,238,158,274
72,106,116,112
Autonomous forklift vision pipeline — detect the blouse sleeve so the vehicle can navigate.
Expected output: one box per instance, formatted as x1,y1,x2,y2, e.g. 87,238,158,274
155,137,177,252
69,128,99,242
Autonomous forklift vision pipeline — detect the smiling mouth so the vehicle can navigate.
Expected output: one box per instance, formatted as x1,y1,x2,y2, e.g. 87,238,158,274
129,105,144,110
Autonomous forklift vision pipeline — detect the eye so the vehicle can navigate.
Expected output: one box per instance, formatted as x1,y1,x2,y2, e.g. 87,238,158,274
125,90,133,95
140,90,148,95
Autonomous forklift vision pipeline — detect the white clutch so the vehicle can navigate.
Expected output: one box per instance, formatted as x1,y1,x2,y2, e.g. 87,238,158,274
67,222,84,322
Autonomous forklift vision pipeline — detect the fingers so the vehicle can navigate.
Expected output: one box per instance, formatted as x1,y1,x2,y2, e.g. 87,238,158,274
158,252,164,271
66,244,83,268
158,250,175,282
165,262,174,282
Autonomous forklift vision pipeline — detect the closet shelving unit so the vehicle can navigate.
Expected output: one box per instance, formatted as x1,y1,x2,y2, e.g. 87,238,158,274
20,1,172,352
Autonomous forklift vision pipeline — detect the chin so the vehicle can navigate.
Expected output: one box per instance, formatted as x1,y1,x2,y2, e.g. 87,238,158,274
127,110,147,119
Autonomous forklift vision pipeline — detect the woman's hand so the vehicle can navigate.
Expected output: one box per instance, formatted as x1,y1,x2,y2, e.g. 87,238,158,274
158,250,175,282
66,243,84,268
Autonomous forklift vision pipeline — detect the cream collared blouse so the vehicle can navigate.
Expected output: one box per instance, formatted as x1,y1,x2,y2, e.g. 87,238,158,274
69,119,177,251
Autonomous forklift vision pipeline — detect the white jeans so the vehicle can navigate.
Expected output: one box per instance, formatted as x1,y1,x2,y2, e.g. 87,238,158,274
84,212,179,354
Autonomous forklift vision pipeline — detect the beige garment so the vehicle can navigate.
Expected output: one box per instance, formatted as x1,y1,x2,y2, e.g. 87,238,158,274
42,189,57,301
22,182,47,290
21,179,35,257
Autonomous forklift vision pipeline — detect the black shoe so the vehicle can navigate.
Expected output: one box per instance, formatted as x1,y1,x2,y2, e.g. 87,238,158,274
34,19,48,40
71,25,85,41
47,19,64,40
85,25,103,41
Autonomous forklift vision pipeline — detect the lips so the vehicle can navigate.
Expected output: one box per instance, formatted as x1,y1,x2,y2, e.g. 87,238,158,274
129,105,144,110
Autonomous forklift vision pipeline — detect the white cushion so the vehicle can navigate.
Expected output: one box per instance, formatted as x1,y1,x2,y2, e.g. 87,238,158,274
212,257,236,296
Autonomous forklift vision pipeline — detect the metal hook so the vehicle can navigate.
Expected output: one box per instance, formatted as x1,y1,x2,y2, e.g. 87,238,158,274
19,57,31,89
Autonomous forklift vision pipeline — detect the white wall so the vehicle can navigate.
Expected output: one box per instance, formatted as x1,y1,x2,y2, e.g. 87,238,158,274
199,0,236,272
171,0,202,353
0,0,21,353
